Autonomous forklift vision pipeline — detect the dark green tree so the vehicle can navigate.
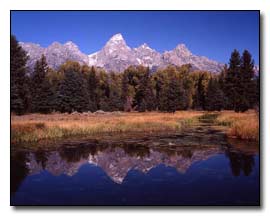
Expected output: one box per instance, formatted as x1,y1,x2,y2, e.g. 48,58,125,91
88,66,98,111
255,75,260,110
121,71,132,111
31,55,54,113
108,72,123,111
178,66,193,110
193,72,209,110
135,67,155,111
205,77,224,111
56,61,90,113
11,35,30,114
167,77,181,112
238,50,256,112
96,70,110,111
154,72,166,111
225,49,241,111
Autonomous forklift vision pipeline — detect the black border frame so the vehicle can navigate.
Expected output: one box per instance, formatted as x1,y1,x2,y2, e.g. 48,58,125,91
10,10,261,208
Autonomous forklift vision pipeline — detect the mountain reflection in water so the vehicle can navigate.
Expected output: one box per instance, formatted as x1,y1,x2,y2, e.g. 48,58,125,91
11,138,259,205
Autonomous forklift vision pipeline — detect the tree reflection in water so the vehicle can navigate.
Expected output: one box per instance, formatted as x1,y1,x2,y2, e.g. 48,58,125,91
11,151,29,195
225,139,257,177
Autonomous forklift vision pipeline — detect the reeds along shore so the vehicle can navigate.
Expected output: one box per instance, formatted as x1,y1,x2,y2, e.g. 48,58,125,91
11,110,259,144
216,110,259,141
11,111,203,144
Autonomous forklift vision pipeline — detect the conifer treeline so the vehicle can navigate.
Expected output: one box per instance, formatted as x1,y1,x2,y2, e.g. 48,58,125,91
11,35,259,115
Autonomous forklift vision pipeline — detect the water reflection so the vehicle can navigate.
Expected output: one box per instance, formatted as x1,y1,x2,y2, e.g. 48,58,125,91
11,151,29,195
11,138,259,205
225,139,257,177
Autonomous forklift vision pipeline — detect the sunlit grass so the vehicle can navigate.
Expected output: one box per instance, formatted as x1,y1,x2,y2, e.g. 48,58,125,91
11,111,203,143
11,110,259,144
216,110,259,141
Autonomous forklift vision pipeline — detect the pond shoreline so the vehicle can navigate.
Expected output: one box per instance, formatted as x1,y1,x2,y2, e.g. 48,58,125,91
11,110,258,149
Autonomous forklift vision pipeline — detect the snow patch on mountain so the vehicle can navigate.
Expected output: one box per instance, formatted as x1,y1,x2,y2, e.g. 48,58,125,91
21,33,224,73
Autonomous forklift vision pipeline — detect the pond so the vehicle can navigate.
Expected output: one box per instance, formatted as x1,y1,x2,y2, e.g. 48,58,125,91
11,130,259,206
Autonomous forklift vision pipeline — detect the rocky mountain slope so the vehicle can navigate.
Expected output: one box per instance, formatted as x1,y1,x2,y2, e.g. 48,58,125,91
20,41,89,70
20,33,224,73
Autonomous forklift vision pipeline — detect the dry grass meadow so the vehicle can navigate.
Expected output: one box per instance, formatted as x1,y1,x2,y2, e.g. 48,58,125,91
216,110,259,141
11,110,259,144
11,111,203,144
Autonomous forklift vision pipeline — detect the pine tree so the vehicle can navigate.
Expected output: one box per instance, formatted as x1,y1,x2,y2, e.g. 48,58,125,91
154,76,163,111
31,55,54,113
121,72,131,111
255,75,260,111
205,77,224,111
224,49,256,112
88,66,98,111
194,73,206,110
46,67,64,111
11,35,30,115
96,70,110,111
238,50,256,111
218,65,229,109
225,49,241,111
108,72,123,111
56,61,90,113
167,77,180,113
135,68,155,111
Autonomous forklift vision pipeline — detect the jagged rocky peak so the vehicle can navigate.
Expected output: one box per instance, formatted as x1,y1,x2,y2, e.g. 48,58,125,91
137,43,152,50
48,41,62,48
101,33,132,56
21,40,89,70
175,43,192,56
64,41,79,49
21,33,224,73
109,33,124,42
105,33,128,47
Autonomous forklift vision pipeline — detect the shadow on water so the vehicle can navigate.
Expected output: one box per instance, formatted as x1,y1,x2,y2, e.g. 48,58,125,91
10,115,259,205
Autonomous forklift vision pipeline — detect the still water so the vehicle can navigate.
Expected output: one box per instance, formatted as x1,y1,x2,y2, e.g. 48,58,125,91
11,132,259,206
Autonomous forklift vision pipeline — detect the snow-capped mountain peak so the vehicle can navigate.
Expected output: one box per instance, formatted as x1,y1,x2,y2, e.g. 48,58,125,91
64,41,79,49
105,33,127,47
175,43,192,56
109,33,124,42
20,33,224,73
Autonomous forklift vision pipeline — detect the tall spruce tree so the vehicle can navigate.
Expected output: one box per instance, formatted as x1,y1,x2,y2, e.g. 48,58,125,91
205,77,224,111
31,55,54,113
56,61,90,113
238,50,256,111
225,49,241,111
11,35,30,115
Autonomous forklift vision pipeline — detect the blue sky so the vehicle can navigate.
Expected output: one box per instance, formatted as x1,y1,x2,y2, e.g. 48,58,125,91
11,11,259,64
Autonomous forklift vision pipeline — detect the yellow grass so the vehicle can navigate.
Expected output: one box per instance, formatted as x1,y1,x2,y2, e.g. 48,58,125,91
11,111,203,144
216,110,259,141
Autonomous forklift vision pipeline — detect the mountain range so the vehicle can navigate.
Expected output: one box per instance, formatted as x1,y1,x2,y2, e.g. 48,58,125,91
20,33,224,73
